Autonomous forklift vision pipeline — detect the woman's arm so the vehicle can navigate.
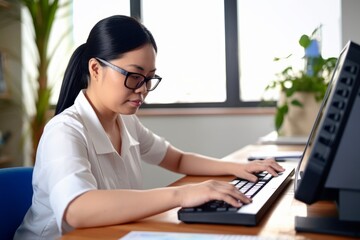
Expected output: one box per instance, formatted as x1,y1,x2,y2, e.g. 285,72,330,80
65,179,250,228
159,145,284,182
64,146,284,229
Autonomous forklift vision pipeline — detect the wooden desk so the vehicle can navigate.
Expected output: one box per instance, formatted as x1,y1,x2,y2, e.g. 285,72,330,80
61,144,349,240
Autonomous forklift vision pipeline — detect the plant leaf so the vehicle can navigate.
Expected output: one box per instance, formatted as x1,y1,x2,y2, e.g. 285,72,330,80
299,34,311,48
290,99,303,107
275,104,288,131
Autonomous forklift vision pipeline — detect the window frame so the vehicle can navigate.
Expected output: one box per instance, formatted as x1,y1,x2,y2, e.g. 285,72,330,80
133,0,267,109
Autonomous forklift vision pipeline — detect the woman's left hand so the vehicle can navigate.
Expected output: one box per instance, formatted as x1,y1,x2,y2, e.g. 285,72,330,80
232,159,285,182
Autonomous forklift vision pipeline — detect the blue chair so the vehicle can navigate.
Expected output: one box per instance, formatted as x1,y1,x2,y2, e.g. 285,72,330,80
0,167,33,240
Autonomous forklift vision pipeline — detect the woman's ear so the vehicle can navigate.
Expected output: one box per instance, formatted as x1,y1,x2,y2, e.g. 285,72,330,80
88,58,101,80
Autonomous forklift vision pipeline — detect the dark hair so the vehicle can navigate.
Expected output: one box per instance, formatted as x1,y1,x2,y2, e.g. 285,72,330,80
55,15,157,115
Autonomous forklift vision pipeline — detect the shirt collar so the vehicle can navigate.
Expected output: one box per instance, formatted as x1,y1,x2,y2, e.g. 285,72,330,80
74,90,114,154
74,90,139,155
119,118,139,154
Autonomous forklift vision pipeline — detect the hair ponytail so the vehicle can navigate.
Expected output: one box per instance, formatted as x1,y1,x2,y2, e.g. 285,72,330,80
55,44,88,115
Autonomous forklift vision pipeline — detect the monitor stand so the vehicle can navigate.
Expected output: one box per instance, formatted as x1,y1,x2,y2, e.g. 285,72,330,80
296,190,360,237
295,216,360,237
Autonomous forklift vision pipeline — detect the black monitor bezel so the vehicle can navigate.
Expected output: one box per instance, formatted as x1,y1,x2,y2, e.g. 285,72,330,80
294,41,360,204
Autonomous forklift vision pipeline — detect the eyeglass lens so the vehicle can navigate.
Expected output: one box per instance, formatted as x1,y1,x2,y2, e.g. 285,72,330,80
126,73,159,91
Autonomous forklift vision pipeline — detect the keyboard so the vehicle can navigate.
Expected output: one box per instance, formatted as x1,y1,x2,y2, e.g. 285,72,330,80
177,166,295,226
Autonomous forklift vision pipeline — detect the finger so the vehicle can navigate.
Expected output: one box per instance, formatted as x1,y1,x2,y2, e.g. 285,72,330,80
222,195,243,207
254,159,283,173
227,183,252,203
214,185,252,207
266,159,285,171
231,188,252,204
227,184,252,204
264,167,279,176
263,160,285,175
213,181,252,203
241,172,258,182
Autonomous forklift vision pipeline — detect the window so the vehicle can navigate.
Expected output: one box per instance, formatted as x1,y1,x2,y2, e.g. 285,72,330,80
72,0,130,45
141,0,341,107
237,0,341,102
142,0,226,105
51,0,341,108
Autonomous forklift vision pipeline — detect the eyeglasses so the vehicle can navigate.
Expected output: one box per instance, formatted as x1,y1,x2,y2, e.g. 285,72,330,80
96,57,162,91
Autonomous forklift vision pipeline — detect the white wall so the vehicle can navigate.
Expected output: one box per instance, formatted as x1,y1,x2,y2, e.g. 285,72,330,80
341,0,360,46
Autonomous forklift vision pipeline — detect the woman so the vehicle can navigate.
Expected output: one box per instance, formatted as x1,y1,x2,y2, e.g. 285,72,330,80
15,15,283,239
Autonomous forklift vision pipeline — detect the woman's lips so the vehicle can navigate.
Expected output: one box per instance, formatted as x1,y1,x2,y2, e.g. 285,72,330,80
129,99,143,107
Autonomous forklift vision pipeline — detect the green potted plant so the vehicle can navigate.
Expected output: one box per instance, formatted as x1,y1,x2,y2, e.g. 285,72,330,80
264,27,337,136
21,0,70,163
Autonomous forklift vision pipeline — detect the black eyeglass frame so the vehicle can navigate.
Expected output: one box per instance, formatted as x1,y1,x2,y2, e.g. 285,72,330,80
95,57,162,91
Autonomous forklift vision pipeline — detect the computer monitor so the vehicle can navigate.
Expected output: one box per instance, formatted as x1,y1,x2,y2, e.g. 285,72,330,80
294,41,360,237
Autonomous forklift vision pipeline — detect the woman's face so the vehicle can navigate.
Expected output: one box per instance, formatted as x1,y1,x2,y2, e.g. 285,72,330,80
87,43,157,116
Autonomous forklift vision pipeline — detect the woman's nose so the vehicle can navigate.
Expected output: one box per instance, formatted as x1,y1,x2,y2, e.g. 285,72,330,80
134,81,148,94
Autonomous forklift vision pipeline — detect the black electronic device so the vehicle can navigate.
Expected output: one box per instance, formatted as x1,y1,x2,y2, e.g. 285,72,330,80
294,41,360,237
178,167,294,226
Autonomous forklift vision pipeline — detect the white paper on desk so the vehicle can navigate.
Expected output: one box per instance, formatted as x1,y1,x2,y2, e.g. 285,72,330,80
120,231,287,240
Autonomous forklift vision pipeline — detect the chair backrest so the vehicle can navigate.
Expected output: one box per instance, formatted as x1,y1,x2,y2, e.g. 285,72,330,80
0,167,33,240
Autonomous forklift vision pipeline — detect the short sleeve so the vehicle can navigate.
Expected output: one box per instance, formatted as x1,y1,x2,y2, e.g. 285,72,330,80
36,116,98,231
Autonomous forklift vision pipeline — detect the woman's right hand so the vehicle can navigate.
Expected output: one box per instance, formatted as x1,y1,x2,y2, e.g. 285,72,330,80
176,180,252,208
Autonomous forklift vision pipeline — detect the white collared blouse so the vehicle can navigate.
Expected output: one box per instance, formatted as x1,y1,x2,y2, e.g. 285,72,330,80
15,90,169,240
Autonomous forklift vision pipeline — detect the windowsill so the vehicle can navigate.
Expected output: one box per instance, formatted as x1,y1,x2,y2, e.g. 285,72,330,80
137,107,276,116
48,106,275,116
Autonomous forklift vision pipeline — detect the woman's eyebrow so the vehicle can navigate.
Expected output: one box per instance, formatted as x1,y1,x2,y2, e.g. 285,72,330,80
128,64,156,73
